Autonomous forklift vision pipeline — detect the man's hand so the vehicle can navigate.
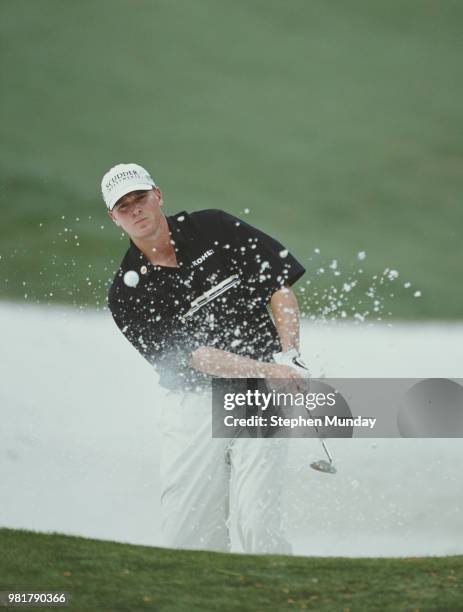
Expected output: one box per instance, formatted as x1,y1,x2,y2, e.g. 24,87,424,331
265,362,309,394
270,348,310,394
273,347,310,378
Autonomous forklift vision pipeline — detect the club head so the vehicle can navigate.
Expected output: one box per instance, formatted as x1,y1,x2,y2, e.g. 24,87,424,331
310,460,337,474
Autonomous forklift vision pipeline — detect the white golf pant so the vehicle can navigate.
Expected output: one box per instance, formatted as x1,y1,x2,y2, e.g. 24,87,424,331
160,390,292,554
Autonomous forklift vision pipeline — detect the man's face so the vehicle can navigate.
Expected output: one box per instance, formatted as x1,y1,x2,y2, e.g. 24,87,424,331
109,187,163,239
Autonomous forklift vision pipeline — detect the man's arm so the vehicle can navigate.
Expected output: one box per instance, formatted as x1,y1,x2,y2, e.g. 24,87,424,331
188,346,301,379
189,285,303,379
269,284,300,352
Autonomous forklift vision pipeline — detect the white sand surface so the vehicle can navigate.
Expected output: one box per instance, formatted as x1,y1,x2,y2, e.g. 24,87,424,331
1,302,462,556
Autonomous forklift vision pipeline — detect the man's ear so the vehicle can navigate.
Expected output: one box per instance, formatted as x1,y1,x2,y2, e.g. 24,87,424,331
108,210,120,226
154,186,164,207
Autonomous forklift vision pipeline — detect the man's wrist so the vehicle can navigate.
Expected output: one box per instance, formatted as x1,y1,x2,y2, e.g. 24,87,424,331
253,361,272,378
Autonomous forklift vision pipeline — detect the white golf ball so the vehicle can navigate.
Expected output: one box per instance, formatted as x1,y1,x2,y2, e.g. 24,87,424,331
123,270,140,288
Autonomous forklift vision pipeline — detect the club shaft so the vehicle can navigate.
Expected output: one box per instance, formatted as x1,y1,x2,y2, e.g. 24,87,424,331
320,439,334,464
308,408,335,466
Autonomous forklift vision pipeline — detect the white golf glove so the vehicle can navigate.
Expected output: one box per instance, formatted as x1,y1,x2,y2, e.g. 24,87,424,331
273,347,310,379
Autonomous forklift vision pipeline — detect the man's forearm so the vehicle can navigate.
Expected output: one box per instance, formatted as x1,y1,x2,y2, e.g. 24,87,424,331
270,285,300,352
189,346,271,378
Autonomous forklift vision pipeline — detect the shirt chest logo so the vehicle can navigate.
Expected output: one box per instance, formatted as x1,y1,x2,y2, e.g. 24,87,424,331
181,274,240,319
191,249,214,267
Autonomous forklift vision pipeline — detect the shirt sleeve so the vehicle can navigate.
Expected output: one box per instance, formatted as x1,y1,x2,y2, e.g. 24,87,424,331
218,210,306,301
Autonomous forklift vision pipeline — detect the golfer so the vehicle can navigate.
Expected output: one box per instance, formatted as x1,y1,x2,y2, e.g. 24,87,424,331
102,163,306,554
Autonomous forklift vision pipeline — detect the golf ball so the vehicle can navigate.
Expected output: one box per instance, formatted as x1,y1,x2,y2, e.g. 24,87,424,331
123,270,140,288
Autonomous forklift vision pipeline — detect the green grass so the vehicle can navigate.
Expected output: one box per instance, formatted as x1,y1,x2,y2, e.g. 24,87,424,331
1,1,462,318
1,528,462,611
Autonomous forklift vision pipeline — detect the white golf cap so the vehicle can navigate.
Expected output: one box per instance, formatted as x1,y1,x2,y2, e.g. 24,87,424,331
101,163,156,210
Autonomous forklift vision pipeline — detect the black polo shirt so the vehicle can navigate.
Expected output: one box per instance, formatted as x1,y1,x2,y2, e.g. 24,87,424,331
108,208,305,392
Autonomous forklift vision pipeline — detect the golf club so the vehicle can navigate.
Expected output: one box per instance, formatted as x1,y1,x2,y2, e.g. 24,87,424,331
308,415,337,474
273,348,337,474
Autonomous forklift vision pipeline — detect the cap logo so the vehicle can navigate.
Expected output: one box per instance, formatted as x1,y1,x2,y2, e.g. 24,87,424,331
105,169,142,192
